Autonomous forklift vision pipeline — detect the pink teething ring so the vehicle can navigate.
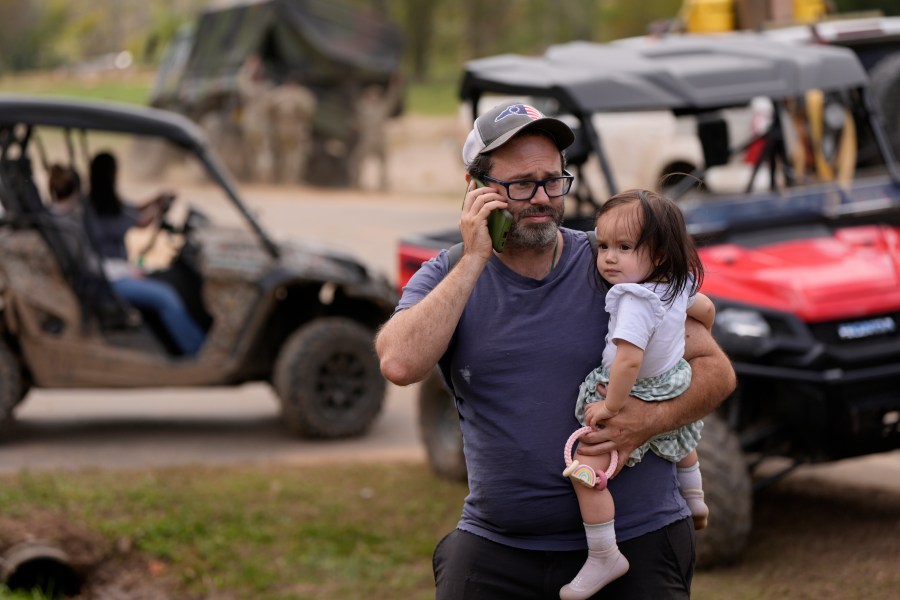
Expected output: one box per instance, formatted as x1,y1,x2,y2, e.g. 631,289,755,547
562,426,618,491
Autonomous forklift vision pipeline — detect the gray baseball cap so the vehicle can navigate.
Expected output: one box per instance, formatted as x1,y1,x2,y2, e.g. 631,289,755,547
462,102,575,166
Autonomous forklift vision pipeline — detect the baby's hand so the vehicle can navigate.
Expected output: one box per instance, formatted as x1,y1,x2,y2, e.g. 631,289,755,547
584,402,619,428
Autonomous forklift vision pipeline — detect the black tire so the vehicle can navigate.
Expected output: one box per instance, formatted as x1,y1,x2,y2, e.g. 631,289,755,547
868,53,900,163
0,342,24,437
417,369,467,481
695,412,753,568
273,318,385,438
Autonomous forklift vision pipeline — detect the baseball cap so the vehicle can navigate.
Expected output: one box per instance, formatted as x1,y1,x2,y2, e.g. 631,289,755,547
462,102,575,166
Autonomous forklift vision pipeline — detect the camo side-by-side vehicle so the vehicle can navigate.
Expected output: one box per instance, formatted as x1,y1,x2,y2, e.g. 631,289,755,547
0,96,397,440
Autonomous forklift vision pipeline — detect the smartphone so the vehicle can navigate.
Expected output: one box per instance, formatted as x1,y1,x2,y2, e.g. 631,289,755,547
472,178,513,252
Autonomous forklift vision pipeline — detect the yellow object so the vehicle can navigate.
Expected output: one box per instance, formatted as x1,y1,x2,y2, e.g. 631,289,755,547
793,0,827,23
803,89,857,185
683,0,735,33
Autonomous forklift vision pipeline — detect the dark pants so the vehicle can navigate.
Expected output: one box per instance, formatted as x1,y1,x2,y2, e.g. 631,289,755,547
434,518,695,600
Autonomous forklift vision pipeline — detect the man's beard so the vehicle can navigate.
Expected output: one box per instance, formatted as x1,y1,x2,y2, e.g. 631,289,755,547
506,204,564,249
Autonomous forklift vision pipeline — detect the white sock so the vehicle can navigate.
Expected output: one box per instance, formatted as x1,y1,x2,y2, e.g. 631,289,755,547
559,521,629,600
584,520,617,552
677,462,709,528
677,461,703,492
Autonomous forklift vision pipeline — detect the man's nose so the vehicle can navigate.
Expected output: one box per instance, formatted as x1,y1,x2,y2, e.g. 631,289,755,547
530,185,552,205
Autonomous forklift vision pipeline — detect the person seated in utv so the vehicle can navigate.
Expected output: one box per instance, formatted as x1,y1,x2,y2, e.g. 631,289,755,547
82,151,205,356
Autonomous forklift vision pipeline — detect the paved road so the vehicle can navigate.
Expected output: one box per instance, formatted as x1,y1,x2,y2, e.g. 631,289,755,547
2,181,899,496
0,183,459,474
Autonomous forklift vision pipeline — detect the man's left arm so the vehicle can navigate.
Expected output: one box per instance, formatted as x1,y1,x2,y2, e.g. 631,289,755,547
579,318,736,461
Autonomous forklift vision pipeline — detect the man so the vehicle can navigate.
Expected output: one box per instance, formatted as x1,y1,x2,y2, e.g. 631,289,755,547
376,103,735,599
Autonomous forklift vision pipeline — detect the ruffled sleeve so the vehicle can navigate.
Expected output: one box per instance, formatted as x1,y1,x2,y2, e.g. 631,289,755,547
605,283,666,349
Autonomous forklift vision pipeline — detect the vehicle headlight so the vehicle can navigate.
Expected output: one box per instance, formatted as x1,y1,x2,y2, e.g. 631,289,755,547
716,308,771,338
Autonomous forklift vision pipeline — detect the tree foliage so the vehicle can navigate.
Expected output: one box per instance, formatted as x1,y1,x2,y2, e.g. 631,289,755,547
1,0,899,79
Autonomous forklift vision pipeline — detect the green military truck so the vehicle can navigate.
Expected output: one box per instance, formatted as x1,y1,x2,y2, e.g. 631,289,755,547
147,0,405,186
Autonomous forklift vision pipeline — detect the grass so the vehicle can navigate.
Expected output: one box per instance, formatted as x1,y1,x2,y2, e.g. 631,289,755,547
0,69,156,105
0,463,467,600
0,69,460,116
1,462,899,599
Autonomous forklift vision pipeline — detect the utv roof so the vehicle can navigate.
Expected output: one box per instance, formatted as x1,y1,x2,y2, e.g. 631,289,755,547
460,33,869,116
0,95,205,151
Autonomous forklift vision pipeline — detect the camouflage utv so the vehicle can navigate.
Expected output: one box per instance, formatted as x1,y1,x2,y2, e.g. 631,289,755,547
0,95,398,439
149,0,405,186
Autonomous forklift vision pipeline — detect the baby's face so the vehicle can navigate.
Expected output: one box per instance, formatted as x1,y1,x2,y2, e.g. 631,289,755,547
595,203,654,285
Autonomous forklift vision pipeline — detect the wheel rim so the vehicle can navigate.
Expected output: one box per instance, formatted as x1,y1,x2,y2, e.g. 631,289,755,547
313,350,368,418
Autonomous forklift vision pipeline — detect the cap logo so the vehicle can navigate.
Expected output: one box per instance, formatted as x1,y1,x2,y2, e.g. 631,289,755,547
495,103,543,123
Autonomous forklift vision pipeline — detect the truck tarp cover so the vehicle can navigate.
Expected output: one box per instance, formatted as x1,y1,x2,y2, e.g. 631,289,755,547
461,34,868,115
184,0,403,85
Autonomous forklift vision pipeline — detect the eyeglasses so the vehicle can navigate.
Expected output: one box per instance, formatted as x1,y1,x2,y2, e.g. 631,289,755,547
482,170,575,201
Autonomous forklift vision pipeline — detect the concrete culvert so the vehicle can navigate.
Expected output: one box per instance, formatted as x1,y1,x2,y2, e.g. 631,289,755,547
1,540,81,597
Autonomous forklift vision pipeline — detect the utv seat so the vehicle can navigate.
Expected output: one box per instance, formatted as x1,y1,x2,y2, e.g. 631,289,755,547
0,156,138,331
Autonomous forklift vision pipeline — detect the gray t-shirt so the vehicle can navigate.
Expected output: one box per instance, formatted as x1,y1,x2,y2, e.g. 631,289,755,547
398,227,690,551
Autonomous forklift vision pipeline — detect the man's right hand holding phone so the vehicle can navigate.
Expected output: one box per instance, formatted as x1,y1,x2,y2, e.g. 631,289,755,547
461,176,510,261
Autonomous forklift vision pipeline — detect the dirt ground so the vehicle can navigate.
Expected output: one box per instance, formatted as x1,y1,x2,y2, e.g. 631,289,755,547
0,511,174,599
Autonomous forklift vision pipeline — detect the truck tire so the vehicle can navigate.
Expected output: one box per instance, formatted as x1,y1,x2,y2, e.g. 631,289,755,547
0,342,24,438
695,412,753,568
869,53,900,162
274,318,384,438
418,369,467,481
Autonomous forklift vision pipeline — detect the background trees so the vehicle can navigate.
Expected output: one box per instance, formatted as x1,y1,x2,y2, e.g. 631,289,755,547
1,0,898,81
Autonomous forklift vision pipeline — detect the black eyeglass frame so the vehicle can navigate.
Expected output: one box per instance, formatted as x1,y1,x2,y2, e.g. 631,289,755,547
481,169,575,201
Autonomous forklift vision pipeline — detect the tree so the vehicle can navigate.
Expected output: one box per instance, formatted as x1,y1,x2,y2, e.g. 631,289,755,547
0,1,42,72
401,0,437,81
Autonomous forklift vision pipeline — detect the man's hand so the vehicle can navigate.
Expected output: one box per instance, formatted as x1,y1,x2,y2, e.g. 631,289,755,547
577,392,659,476
461,176,506,261
575,318,735,477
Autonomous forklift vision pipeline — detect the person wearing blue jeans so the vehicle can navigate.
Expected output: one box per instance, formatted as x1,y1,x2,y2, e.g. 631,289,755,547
84,150,206,356
111,277,205,355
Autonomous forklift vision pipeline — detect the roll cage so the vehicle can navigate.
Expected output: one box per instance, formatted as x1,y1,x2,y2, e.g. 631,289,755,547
459,34,900,234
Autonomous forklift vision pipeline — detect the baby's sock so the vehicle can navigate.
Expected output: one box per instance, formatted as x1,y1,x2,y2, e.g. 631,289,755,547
559,520,629,600
677,462,709,530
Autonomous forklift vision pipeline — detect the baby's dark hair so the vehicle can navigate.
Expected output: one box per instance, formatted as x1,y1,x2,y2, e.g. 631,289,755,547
593,188,703,303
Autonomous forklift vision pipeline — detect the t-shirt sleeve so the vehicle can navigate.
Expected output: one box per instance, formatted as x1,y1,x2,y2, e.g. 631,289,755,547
394,249,450,315
605,284,665,350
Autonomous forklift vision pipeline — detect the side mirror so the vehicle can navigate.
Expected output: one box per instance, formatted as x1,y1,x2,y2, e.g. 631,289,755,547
697,113,730,168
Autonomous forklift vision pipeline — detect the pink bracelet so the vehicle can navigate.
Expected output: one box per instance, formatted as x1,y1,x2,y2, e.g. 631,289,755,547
562,426,618,491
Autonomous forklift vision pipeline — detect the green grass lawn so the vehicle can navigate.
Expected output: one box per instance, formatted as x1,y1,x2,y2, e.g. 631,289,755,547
0,462,467,600
0,69,459,116
0,69,157,105
1,461,899,599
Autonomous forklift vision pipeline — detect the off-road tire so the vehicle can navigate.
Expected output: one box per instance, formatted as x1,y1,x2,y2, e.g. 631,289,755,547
418,369,467,481
695,412,753,568
869,53,900,162
274,318,384,438
0,342,24,437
